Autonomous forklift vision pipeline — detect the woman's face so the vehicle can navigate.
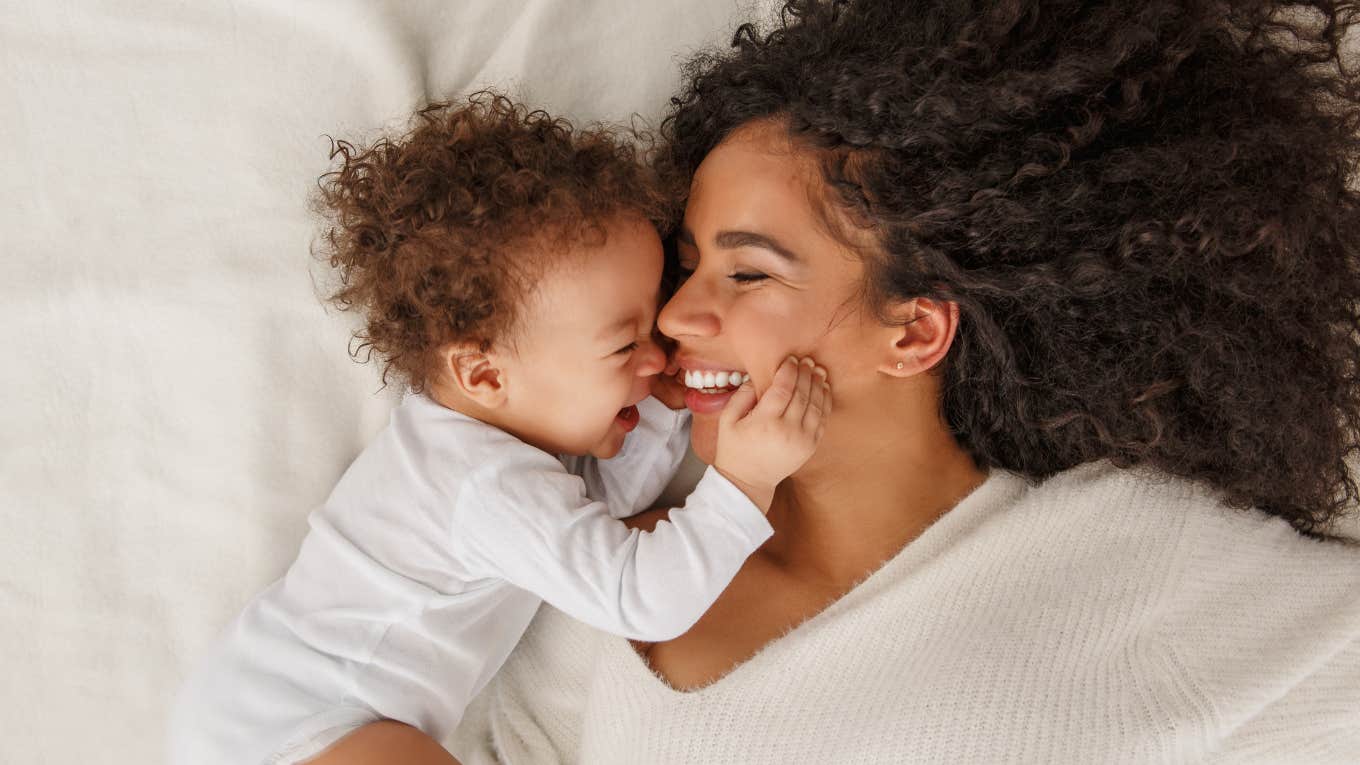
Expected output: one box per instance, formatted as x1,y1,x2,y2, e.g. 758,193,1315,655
659,120,889,464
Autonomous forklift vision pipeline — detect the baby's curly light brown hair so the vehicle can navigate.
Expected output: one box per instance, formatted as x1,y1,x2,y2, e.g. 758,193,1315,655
314,92,670,392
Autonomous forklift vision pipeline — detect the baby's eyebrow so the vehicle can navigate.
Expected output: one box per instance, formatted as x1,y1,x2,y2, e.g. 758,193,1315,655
596,316,636,342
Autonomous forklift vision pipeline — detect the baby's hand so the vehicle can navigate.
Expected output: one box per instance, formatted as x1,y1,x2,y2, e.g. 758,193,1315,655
649,354,688,411
714,356,831,512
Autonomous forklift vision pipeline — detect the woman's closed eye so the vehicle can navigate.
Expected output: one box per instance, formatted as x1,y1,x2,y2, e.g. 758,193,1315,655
614,342,639,355
674,264,768,284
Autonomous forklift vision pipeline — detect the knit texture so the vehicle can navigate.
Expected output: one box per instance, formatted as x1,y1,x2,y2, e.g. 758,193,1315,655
448,461,1360,764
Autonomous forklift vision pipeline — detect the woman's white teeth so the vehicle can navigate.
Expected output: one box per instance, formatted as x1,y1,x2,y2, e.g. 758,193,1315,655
683,369,749,392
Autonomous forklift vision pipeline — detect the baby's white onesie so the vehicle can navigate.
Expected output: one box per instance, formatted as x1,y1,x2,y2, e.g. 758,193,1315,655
167,392,772,765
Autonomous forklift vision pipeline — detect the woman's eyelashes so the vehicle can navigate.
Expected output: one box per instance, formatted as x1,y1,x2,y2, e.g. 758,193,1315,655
674,264,768,285
614,342,639,356
729,271,768,283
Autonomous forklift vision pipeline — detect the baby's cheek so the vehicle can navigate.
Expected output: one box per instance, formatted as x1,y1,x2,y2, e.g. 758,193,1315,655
632,372,652,398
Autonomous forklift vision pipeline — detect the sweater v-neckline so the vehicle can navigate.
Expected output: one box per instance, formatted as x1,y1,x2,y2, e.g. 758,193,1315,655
608,468,1030,698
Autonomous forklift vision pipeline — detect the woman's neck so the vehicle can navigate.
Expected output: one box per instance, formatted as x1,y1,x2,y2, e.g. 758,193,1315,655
761,390,988,587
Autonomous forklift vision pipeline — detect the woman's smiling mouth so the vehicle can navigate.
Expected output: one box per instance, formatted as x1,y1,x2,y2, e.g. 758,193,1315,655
682,368,749,393
675,361,750,413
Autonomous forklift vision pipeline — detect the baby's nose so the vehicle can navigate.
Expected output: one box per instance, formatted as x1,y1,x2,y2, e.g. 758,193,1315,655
635,340,666,377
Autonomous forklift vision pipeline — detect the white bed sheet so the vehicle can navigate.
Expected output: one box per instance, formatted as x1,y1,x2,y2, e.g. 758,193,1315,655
0,2,761,763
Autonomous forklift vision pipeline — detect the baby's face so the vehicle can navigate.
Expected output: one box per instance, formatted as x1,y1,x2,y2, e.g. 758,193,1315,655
498,215,667,459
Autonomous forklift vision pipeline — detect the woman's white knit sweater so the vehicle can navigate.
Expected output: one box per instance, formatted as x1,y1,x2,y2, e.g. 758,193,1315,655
447,461,1360,763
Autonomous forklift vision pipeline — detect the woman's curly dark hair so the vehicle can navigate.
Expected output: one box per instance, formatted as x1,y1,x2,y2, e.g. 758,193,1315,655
314,92,669,392
657,0,1360,535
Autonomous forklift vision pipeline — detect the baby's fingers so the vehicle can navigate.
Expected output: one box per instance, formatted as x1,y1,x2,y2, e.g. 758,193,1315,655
719,379,758,428
753,356,800,417
803,371,829,431
781,358,817,424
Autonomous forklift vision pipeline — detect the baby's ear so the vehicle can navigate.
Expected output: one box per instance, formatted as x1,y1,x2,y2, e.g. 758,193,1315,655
436,341,507,408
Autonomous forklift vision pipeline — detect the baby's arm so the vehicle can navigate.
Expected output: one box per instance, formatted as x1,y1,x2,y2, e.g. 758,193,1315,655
563,395,690,518
454,357,830,642
457,456,768,641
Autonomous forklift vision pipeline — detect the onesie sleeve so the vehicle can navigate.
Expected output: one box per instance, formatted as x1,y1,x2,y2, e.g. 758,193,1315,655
454,456,773,642
560,396,691,518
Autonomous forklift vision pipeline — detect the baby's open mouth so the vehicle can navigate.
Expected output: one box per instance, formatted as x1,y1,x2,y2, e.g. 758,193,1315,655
615,404,641,432
681,368,749,395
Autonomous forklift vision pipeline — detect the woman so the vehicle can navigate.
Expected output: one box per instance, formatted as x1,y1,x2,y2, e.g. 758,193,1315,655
363,0,1360,761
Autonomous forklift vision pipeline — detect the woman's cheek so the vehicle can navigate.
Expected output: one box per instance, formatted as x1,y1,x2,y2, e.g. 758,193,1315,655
730,305,809,386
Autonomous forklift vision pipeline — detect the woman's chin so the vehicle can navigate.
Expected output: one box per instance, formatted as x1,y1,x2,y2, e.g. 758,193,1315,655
689,411,719,465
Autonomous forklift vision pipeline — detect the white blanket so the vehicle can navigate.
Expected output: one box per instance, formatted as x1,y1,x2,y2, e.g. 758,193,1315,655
0,2,760,762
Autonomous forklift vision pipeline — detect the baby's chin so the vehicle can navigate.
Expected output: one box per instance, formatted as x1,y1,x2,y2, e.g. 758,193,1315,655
589,438,624,460
587,426,629,460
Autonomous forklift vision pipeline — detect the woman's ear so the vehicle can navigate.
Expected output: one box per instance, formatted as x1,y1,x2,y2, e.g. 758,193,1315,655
878,297,959,377
436,342,509,408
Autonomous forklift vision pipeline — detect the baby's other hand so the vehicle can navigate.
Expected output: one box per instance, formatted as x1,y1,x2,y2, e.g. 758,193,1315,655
713,356,830,511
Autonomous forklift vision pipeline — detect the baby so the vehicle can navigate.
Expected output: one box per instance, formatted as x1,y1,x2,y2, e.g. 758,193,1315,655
167,94,830,765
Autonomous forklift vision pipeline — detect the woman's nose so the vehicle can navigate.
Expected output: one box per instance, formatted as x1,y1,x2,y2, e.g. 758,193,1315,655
657,276,720,339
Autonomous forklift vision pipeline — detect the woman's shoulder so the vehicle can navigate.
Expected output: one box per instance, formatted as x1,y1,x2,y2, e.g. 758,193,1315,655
1046,461,1360,739
995,460,1360,652
1024,459,1360,555
996,461,1360,751
1027,459,1360,616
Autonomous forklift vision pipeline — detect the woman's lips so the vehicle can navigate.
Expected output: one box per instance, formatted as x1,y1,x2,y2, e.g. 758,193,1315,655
674,355,748,414
683,387,737,415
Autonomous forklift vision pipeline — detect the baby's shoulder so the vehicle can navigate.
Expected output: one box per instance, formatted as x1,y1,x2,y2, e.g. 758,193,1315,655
400,393,559,464
336,394,567,512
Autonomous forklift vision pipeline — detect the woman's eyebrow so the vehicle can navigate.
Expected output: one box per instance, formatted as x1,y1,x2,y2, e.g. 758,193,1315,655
715,230,801,263
676,225,800,263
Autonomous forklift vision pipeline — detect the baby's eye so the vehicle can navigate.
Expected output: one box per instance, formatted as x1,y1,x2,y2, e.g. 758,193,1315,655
614,342,639,356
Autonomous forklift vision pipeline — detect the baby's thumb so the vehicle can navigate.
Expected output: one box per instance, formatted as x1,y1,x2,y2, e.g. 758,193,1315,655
719,380,758,428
